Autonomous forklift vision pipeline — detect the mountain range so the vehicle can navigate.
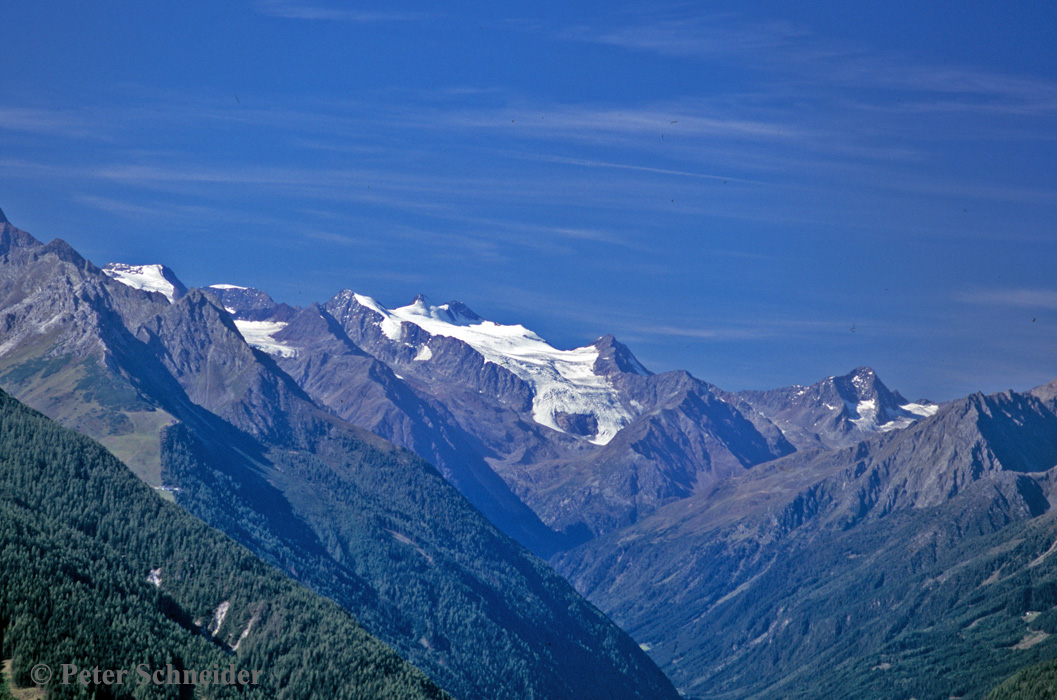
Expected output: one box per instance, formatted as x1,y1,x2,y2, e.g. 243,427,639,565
1,206,1055,699
0,214,677,700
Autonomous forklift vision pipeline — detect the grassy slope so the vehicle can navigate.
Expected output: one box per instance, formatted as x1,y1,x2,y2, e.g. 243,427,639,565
0,351,174,486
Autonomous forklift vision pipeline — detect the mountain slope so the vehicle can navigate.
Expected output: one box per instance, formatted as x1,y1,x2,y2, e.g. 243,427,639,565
555,387,1057,698
268,300,569,557
315,291,793,541
0,387,448,700
0,217,680,700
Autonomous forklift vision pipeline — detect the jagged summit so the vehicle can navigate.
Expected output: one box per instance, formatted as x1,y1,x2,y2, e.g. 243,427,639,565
444,300,480,321
830,366,904,403
386,295,482,327
205,284,298,350
0,222,41,256
206,284,277,313
102,263,188,303
733,366,938,450
593,334,650,377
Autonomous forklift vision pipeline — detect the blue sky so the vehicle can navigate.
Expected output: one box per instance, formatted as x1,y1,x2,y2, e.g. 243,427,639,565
1,1,1055,400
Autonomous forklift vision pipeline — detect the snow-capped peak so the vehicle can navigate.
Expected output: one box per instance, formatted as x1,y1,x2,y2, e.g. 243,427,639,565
396,295,483,327
103,263,188,303
351,293,634,444
835,367,938,432
208,283,247,291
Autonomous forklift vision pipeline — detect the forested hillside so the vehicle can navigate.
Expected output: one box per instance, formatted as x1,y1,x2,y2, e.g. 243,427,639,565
0,388,449,700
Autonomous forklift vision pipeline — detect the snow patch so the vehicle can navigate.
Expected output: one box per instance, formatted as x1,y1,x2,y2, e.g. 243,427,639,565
233,320,297,357
147,568,162,588
356,295,634,444
104,264,181,302
414,344,433,361
901,402,939,418
850,398,937,433
878,416,917,432
209,284,247,290
849,399,880,430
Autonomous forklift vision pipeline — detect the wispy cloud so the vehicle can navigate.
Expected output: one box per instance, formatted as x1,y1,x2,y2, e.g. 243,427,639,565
621,317,864,343
0,106,96,138
626,324,770,341
564,15,816,62
74,194,289,229
500,150,756,184
442,103,796,140
563,11,1057,117
256,0,433,22
957,288,1057,310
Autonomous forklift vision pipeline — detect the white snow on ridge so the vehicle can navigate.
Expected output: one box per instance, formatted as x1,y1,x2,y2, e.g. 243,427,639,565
879,417,916,432
901,402,939,418
849,398,939,433
209,283,247,290
233,320,297,358
104,263,181,302
353,294,633,444
353,294,404,340
849,398,880,430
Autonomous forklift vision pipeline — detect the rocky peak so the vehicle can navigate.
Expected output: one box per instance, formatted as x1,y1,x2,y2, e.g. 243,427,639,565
444,300,481,321
592,334,650,377
820,367,910,424
830,366,906,406
205,284,297,321
0,219,43,258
